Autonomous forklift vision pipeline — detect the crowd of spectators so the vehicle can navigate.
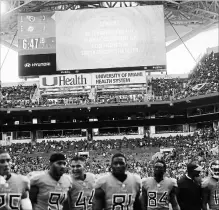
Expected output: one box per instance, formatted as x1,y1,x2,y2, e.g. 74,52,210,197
1,52,218,108
1,84,37,108
147,77,186,101
1,127,218,180
174,52,219,99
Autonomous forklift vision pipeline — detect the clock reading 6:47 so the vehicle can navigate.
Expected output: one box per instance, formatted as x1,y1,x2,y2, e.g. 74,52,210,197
22,38,40,49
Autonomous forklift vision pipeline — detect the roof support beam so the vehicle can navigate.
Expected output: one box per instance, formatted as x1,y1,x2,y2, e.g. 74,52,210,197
2,0,33,17
166,20,217,52
31,1,51,12
0,39,18,51
195,8,219,17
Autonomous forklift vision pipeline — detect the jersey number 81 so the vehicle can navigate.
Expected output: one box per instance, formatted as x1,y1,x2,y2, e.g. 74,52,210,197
112,194,133,210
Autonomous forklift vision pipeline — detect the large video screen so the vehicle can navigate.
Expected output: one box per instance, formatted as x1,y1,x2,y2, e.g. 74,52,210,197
18,6,166,77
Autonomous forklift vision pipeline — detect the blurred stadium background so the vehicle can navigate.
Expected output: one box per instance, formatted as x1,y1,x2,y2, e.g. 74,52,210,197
0,0,218,182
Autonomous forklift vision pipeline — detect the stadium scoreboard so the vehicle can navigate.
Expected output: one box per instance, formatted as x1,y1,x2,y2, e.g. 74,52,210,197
18,13,55,54
18,6,167,77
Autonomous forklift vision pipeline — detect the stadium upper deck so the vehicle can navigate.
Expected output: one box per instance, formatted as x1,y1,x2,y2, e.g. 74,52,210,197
1,51,218,109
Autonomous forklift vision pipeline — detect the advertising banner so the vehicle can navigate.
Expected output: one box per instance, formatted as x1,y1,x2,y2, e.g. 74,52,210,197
39,74,92,88
92,71,146,85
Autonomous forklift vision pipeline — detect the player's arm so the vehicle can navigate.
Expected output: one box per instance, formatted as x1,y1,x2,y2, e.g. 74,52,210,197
29,185,39,205
202,186,210,210
92,187,105,210
29,175,40,206
21,178,33,210
62,192,70,210
141,186,147,210
134,190,142,210
169,186,180,210
63,186,74,210
21,191,33,210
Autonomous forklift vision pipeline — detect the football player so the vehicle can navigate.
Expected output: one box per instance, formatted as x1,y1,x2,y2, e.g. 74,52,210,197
141,160,180,210
0,149,32,210
29,153,72,210
93,153,142,210
202,160,219,210
66,156,95,210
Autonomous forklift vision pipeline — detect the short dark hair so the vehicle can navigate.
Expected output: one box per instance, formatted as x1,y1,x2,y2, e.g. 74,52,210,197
71,156,86,162
155,160,167,170
111,153,127,162
49,153,66,163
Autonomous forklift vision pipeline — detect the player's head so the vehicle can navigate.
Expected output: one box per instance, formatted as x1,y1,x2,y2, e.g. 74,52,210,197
209,160,219,179
111,153,127,176
153,160,166,178
187,161,202,179
49,153,66,177
71,156,86,179
0,150,11,177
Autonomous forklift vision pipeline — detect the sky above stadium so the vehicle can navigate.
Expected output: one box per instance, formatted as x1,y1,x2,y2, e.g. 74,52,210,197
0,28,218,83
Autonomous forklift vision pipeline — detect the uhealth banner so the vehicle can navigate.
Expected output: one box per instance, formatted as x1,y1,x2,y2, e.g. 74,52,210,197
39,74,92,88
92,71,146,85
39,71,146,88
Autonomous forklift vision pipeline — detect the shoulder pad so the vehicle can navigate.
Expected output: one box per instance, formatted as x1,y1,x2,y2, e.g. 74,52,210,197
87,172,96,180
95,174,108,190
170,178,178,187
201,177,211,188
63,174,72,182
141,177,153,187
22,175,30,191
29,172,43,186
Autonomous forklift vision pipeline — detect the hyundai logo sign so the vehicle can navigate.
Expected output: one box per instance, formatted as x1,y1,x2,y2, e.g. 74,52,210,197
24,62,51,68
24,63,31,67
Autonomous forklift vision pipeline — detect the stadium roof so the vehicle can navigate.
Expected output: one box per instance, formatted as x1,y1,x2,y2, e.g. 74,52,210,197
0,0,218,52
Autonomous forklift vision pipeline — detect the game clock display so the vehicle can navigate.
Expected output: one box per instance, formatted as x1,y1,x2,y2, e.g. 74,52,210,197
18,37,55,50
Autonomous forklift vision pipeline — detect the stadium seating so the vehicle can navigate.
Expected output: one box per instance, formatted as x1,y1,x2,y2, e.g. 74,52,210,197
0,52,218,108
1,127,218,179
174,52,219,99
1,84,37,108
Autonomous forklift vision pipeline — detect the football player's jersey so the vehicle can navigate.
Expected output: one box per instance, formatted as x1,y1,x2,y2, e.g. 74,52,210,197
0,173,30,210
142,177,177,210
202,177,219,210
95,172,141,210
30,171,72,210
68,172,95,210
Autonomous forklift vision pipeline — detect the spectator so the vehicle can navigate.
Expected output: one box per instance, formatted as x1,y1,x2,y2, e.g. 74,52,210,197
177,162,203,210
